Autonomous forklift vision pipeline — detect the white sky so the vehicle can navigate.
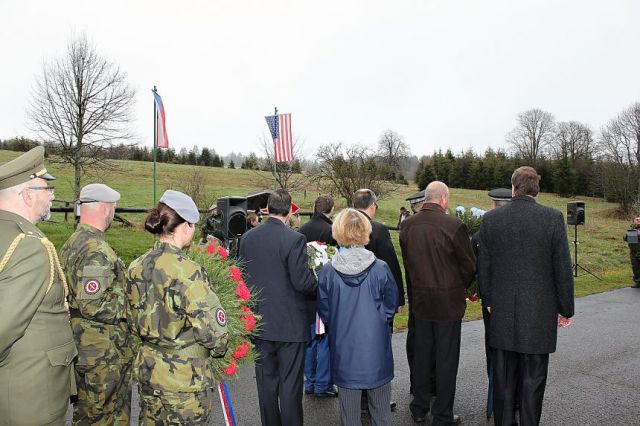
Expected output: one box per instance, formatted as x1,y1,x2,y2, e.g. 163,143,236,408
1,0,638,158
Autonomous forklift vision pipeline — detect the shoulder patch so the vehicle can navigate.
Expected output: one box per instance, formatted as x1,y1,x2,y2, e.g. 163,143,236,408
84,279,101,295
215,308,227,326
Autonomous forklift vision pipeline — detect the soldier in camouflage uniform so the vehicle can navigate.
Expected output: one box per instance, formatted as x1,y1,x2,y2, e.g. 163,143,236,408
0,147,76,426
126,190,228,424
60,183,134,425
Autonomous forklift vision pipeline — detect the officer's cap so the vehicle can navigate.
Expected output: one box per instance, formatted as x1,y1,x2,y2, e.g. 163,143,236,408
159,190,200,224
488,188,512,201
0,146,55,190
79,183,120,203
406,191,426,205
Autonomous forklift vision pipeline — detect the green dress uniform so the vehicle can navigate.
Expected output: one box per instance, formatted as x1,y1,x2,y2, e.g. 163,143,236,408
61,224,134,425
0,211,77,426
126,241,229,425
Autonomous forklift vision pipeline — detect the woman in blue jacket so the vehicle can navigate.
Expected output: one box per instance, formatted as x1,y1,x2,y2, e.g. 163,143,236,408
317,208,398,426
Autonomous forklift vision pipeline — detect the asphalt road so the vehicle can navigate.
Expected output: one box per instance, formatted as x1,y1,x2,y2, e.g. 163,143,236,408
66,287,640,425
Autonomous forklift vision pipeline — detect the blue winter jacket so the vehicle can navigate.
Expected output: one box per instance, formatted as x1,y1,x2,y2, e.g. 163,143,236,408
317,247,397,389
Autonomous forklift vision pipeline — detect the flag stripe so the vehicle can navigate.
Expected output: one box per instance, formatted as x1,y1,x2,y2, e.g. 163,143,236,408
153,92,169,149
276,113,293,162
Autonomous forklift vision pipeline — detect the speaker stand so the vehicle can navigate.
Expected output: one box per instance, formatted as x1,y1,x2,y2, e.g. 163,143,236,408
572,224,602,280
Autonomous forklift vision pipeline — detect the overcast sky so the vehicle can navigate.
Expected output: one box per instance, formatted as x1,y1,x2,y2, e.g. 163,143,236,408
1,0,638,158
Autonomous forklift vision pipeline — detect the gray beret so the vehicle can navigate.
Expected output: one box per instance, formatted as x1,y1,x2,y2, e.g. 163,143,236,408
488,188,512,201
79,183,121,203
406,191,426,204
159,190,200,224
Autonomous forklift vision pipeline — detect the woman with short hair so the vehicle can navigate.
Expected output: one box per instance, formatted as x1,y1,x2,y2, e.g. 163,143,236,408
126,190,229,424
317,208,398,426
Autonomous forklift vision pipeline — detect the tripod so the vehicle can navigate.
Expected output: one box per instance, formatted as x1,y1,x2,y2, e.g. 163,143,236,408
572,224,601,280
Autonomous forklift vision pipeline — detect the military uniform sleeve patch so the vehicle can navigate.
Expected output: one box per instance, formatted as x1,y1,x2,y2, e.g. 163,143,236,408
215,308,227,326
84,279,100,295
79,264,109,300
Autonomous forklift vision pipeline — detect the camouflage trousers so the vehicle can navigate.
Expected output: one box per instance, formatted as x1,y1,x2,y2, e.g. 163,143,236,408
630,244,640,284
73,362,132,426
138,385,215,425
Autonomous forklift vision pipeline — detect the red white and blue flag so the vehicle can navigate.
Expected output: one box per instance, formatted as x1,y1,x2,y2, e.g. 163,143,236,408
265,113,293,163
153,91,169,149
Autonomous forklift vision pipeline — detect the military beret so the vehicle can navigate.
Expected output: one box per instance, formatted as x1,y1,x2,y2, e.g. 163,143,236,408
406,191,426,204
488,188,513,201
79,183,120,203
0,146,55,190
159,190,200,224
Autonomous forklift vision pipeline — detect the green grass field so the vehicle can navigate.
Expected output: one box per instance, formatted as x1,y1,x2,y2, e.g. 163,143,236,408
1,149,634,329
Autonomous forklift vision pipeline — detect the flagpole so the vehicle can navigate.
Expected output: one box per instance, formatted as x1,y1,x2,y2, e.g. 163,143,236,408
153,86,158,204
272,106,278,190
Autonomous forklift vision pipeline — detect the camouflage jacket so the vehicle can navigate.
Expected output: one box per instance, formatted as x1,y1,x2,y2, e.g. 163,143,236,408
61,223,132,366
126,241,228,393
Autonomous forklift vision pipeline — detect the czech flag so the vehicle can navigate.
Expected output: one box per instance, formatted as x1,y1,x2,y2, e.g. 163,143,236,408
153,91,169,149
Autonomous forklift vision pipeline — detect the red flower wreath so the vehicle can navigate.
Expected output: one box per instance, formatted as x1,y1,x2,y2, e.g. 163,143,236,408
229,266,243,283
224,358,238,375
240,307,256,332
232,341,250,359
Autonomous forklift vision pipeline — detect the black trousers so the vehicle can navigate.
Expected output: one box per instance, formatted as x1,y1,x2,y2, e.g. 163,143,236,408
254,339,306,426
406,308,415,390
410,319,461,426
492,349,549,426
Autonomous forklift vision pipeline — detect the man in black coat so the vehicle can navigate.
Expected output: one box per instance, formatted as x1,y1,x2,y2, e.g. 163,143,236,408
478,166,575,426
298,195,338,397
353,189,405,312
239,189,317,426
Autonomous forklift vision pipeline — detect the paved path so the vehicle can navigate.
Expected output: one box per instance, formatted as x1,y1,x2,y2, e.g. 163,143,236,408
66,287,640,425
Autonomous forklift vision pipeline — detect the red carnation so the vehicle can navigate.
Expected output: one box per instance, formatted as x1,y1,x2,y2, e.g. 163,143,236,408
224,358,238,375
206,244,216,254
240,306,251,314
217,246,229,260
232,341,250,359
236,282,251,301
241,312,256,332
229,266,243,283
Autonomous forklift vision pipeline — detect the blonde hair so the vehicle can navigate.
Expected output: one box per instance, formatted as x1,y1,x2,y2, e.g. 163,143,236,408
332,208,372,247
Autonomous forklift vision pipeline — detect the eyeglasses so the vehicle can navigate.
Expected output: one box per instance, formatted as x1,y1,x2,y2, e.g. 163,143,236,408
28,186,55,193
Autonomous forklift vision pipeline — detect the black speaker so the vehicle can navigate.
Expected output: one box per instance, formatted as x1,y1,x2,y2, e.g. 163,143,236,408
217,196,247,239
567,201,585,225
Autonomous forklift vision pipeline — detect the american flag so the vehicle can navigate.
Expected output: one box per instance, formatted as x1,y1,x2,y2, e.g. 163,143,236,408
265,113,293,163
153,91,169,149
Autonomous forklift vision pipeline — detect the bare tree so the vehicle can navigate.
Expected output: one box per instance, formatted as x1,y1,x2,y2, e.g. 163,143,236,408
377,129,411,173
254,136,307,191
29,34,135,198
506,109,555,165
550,121,594,165
311,142,397,205
597,102,640,212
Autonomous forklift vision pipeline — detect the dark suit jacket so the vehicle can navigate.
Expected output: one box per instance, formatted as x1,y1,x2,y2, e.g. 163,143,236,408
399,203,476,321
239,217,317,342
361,211,405,307
477,195,574,354
299,213,335,323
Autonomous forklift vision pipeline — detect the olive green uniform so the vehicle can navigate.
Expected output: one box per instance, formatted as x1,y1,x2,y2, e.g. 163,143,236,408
126,241,229,425
0,211,76,426
61,224,134,425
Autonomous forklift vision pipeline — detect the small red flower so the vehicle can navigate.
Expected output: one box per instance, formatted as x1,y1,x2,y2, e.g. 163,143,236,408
241,313,256,332
240,306,251,314
224,358,238,375
217,246,229,260
232,341,250,359
206,244,216,254
236,282,251,301
229,266,243,283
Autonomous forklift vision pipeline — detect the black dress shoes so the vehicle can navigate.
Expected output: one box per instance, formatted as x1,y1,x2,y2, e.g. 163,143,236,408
315,387,338,397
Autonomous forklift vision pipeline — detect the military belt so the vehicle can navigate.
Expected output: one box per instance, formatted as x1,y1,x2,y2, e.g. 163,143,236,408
143,341,211,359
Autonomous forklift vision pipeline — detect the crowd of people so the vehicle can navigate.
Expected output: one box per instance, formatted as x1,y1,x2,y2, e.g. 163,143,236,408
0,146,577,426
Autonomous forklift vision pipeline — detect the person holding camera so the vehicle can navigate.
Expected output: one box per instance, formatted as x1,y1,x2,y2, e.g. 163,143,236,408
623,217,640,288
